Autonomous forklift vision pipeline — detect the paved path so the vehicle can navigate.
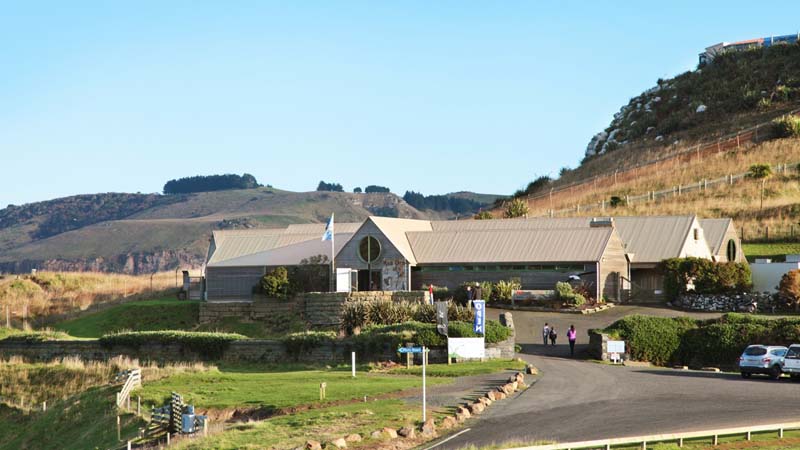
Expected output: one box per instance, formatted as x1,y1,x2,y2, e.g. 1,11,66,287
428,306,800,449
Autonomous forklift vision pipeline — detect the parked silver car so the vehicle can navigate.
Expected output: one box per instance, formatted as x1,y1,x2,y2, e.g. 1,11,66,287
739,345,787,380
782,344,800,379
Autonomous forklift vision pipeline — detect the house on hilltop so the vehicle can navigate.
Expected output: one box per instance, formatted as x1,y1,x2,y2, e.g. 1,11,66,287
203,215,744,303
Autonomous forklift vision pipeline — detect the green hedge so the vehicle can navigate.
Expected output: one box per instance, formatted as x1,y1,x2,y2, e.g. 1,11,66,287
99,331,247,360
602,314,800,368
660,257,751,300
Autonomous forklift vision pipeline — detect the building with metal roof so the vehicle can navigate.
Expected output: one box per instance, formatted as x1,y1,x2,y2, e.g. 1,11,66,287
203,214,742,302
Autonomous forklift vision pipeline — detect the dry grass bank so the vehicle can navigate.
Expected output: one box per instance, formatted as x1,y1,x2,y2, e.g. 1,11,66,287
0,271,182,324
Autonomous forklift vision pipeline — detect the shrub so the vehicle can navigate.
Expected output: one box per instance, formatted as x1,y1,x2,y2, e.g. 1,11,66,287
473,211,493,220
260,267,290,298
778,270,800,311
771,115,800,139
282,331,337,356
340,300,369,334
494,279,521,303
503,198,529,218
603,315,697,365
555,282,585,307
609,196,625,207
660,257,751,300
412,302,436,323
368,300,413,325
99,331,246,360
361,320,510,346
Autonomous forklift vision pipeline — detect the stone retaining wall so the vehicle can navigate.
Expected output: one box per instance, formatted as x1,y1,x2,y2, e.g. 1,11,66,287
201,291,430,327
671,292,775,312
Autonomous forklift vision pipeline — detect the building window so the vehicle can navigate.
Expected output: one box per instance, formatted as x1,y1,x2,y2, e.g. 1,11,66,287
358,236,381,263
726,239,737,262
693,229,700,240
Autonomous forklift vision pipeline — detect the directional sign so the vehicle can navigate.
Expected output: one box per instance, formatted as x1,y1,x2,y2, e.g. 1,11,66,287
398,347,423,354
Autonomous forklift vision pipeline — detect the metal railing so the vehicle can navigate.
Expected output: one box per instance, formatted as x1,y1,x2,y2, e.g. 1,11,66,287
504,420,800,450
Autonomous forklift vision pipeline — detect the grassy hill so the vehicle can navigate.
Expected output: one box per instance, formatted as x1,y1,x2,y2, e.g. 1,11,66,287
0,188,431,274
497,41,800,256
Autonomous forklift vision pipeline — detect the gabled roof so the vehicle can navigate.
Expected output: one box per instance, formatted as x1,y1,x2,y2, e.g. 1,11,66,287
406,228,613,264
362,217,432,265
285,223,362,234
699,218,732,255
208,232,353,267
613,216,696,263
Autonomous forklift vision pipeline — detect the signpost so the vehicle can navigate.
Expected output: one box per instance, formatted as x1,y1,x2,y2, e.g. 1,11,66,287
473,300,486,335
398,346,427,421
607,340,625,364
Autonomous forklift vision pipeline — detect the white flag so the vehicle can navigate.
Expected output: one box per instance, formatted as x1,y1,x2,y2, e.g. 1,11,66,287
321,213,334,241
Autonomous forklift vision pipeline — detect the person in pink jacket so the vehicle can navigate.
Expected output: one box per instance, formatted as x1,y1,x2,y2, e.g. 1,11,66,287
567,325,577,357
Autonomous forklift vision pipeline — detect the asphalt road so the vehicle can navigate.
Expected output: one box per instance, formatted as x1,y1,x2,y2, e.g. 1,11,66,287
429,306,800,449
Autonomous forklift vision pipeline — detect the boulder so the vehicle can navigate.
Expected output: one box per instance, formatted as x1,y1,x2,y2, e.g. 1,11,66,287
456,406,471,418
305,441,322,450
330,437,347,449
345,434,362,443
468,401,485,415
696,104,707,113
420,418,436,436
496,391,507,400
486,390,497,401
370,431,383,439
478,396,492,406
515,372,525,383
526,364,538,375
398,426,416,439
440,416,457,429
382,427,398,439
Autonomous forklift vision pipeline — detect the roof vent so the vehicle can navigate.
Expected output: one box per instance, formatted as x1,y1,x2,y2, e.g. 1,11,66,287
590,217,614,228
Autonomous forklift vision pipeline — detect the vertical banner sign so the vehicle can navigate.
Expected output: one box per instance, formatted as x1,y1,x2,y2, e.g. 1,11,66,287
473,300,485,335
435,301,449,336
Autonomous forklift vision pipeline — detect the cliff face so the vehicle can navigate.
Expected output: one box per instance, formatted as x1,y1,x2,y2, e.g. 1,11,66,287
0,250,206,275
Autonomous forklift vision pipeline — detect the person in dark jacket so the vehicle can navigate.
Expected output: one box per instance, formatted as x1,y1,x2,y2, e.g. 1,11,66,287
549,326,558,346
473,283,482,301
466,285,474,302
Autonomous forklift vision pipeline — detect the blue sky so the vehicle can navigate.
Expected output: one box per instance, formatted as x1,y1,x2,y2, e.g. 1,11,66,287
1,1,798,207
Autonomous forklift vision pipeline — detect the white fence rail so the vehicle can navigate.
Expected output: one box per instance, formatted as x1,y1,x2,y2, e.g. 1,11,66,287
115,369,141,409
504,421,800,450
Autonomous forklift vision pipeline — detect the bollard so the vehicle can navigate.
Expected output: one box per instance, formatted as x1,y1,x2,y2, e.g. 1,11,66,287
42,401,46,412
127,441,132,450
167,432,170,445
137,396,141,416
117,415,121,441
319,382,327,401
204,418,208,437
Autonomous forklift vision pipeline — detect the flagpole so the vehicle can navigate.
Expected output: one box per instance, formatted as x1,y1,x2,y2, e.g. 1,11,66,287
331,213,335,292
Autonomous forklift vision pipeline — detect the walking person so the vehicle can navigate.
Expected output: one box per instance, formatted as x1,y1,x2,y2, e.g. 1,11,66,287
473,282,482,301
549,326,558,346
542,323,550,345
567,325,577,357
466,285,474,302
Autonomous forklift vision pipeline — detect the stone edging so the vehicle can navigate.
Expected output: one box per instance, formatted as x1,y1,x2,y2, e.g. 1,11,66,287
488,303,615,315
302,368,533,449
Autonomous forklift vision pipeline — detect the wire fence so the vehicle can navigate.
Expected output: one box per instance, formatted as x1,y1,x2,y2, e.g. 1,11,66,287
536,161,798,222
512,107,800,213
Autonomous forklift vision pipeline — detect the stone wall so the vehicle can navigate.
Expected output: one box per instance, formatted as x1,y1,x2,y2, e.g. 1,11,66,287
588,330,610,360
671,292,775,312
200,291,431,328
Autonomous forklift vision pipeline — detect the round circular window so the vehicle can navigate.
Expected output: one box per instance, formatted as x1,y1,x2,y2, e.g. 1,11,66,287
726,239,737,262
358,236,381,263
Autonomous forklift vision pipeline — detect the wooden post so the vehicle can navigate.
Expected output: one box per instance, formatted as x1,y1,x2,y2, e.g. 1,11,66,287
127,395,131,411
137,396,141,416
678,437,684,447
203,418,208,437
319,382,327,401
42,401,46,412
117,415,121,441
779,428,784,439
713,434,718,445
406,352,412,369
167,432,170,446
746,431,751,441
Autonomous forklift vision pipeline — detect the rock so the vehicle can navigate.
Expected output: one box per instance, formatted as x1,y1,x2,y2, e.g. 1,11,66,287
455,411,469,422
345,434,362,443
398,426,415,439
440,416,457,429
330,437,348,448
496,391,507,400
486,390,497,401
646,126,655,134
515,372,525,383
585,131,608,157
468,401,485,415
499,312,514,329
306,441,322,450
370,431,383,439
456,405,471,418
478,396,492,406
655,135,664,142
382,427,398,439
420,418,436,436
526,365,538,375
510,381,518,391
696,104,707,113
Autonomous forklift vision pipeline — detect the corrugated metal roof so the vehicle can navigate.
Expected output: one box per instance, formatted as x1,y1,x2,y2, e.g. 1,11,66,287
700,218,732,254
207,231,286,265
368,217,432,265
406,228,612,264
209,232,353,267
613,216,695,263
430,217,587,231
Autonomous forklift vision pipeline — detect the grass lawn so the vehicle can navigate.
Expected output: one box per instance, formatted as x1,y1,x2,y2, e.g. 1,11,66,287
195,313,305,339
54,297,200,337
388,359,526,377
136,364,450,410
743,241,800,262
173,399,433,450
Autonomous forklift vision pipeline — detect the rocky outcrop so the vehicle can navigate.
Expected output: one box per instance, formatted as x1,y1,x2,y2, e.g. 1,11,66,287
672,292,775,312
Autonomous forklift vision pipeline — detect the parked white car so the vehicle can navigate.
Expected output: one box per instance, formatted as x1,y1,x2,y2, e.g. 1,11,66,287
782,344,800,379
738,345,787,380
